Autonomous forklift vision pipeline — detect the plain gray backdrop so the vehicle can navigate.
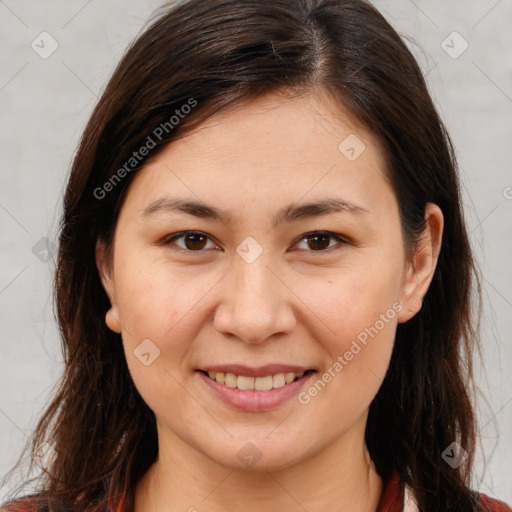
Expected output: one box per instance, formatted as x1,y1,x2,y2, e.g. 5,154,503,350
1,0,511,505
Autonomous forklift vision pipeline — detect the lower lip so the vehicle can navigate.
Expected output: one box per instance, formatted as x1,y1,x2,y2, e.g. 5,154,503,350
197,371,316,412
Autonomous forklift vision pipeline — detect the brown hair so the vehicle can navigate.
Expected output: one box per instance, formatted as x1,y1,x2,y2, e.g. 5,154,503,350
2,0,485,510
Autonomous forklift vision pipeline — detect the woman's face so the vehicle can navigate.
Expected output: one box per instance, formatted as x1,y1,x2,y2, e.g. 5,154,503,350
97,91,441,472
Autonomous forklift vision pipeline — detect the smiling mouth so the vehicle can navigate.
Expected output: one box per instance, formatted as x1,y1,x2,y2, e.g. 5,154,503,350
198,369,316,391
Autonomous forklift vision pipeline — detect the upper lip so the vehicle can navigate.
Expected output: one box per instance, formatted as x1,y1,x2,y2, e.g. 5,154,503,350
198,364,314,377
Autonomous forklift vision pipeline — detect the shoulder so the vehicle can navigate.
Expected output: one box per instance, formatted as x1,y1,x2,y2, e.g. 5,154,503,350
476,492,512,512
378,472,512,512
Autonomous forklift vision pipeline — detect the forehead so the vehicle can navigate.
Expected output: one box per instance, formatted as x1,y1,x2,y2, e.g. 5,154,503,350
158,91,384,168
121,91,392,217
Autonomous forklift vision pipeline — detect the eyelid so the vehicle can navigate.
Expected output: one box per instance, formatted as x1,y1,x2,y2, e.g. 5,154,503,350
161,230,349,254
290,231,350,252
162,231,222,254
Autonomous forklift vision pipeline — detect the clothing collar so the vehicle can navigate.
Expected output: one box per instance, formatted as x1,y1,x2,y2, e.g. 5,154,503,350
378,473,419,512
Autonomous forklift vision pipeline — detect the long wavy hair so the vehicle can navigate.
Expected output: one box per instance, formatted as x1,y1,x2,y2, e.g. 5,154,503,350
2,0,486,510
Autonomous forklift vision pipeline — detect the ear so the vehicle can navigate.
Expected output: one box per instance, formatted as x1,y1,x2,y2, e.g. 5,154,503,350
95,239,122,333
397,203,444,324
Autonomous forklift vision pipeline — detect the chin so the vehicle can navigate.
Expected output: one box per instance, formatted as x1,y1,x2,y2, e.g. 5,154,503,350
199,435,314,473
218,451,303,473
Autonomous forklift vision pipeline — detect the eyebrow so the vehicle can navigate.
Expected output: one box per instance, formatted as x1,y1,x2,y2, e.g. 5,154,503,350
141,197,370,226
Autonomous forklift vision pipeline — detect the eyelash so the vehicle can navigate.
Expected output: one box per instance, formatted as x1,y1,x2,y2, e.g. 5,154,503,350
162,230,349,254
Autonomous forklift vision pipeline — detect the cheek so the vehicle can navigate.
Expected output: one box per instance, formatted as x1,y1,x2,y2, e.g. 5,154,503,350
113,260,215,402
306,258,403,355
114,255,215,342
296,256,402,413
115,270,204,418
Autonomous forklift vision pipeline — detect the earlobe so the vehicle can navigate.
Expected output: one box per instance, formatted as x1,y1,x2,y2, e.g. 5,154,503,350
397,294,423,324
106,306,122,333
397,203,444,324
95,239,122,333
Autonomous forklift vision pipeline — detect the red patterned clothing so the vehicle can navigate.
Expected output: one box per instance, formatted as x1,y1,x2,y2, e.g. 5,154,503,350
379,473,512,512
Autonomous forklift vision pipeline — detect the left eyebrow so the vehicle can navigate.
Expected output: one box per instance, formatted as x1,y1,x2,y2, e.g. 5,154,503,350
141,197,370,226
275,198,370,225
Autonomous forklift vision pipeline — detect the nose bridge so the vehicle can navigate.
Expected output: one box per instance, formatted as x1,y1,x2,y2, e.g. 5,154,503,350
236,255,276,307
213,252,295,344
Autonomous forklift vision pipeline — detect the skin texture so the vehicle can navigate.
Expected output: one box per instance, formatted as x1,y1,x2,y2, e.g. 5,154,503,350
96,90,443,512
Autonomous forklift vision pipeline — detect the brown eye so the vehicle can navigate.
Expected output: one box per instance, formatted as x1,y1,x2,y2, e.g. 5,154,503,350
165,231,218,252
183,233,207,250
295,231,347,252
306,233,331,251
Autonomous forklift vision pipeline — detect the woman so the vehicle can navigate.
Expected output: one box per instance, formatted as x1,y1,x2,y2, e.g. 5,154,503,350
1,0,510,511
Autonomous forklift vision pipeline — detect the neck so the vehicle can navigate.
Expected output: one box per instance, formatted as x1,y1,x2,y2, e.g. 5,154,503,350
134,419,383,512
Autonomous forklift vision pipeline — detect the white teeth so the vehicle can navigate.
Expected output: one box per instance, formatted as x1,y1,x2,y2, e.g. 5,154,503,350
255,375,273,391
237,375,254,390
205,370,307,390
272,373,285,388
225,373,237,388
284,372,295,384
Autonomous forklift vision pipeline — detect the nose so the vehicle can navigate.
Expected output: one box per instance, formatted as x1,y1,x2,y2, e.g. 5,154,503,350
213,255,297,344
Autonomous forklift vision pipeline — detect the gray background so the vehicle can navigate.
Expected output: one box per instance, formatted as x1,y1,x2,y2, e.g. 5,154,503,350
0,0,511,504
